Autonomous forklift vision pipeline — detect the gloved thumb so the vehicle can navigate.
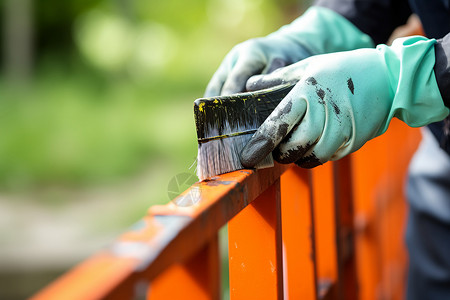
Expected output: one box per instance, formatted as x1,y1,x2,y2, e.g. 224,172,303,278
240,85,308,167
246,59,311,91
246,73,286,92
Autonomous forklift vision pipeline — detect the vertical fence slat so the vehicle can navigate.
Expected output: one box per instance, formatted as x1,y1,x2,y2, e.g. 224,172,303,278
281,166,317,299
351,120,421,299
228,181,283,300
147,235,220,300
333,157,358,300
351,138,387,300
311,163,338,299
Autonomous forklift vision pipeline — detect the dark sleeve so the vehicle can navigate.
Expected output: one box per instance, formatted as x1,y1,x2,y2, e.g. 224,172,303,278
314,0,412,45
429,33,450,153
434,33,450,109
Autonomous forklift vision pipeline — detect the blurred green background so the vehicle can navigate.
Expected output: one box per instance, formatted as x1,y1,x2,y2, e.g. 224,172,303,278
0,0,309,298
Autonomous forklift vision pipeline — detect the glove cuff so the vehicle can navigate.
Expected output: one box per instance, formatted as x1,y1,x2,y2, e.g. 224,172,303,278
271,6,375,55
377,36,450,134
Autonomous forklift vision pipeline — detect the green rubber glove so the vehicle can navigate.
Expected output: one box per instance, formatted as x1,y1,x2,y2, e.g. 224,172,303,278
240,36,450,168
204,6,374,97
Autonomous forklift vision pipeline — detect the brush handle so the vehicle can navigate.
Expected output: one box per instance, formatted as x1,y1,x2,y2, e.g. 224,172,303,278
194,84,295,141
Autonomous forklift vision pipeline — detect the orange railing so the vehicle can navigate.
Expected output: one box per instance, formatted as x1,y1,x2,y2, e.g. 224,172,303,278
32,118,421,300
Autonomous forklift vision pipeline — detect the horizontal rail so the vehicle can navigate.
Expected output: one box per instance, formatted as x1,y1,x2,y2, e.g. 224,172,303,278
32,164,291,300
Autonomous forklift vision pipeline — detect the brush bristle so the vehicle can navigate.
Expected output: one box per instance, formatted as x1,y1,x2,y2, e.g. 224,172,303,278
195,84,295,181
196,132,274,181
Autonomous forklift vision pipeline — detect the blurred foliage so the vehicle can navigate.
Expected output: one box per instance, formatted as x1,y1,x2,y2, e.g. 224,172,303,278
0,69,199,191
0,0,306,193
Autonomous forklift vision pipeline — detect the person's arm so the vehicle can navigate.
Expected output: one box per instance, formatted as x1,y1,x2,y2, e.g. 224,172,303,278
315,0,412,45
316,0,450,109
204,5,375,97
240,36,450,168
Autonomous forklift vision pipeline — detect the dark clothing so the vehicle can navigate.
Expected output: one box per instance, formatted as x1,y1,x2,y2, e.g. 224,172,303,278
410,0,450,38
434,35,450,114
315,0,412,45
413,0,450,136
406,127,450,300
315,0,450,153
315,0,450,42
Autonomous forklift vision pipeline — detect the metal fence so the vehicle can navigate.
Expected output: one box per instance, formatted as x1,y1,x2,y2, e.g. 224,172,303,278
32,118,420,300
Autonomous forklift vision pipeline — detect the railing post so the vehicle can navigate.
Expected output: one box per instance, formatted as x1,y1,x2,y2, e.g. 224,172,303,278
311,163,338,299
228,180,283,299
147,234,220,300
281,166,318,299
333,157,358,300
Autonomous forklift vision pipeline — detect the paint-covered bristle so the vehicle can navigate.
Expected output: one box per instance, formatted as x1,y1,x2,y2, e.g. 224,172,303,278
197,133,251,181
194,84,295,140
195,84,295,180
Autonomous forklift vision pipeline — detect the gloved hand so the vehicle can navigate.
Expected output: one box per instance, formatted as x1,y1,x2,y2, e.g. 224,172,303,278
204,6,374,97
240,36,450,168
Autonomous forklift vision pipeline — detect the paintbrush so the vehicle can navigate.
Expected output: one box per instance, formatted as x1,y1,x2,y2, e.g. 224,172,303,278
194,83,295,181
